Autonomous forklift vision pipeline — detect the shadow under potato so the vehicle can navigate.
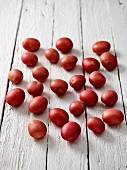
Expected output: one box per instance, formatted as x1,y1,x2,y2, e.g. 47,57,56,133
71,48,82,57
35,47,44,57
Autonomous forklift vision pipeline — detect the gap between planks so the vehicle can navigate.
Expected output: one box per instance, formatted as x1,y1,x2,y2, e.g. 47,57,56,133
45,1,55,170
0,0,24,130
1,0,126,170
79,0,90,169
106,0,127,123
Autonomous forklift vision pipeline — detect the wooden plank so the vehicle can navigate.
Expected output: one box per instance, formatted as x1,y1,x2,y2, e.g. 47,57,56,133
107,0,127,118
121,3,127,26
0,0,53,169
0,0,23,124
120,0,127,5
81,0,127,169
47,0,88,170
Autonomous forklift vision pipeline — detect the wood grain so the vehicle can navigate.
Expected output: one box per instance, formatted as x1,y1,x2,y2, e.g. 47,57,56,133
47,0,88,170
121,2,127,26
120,0,127,4
0,0,127,169
0,0,53,169
0,0,23,125
108,0,127,120
81,0,127,169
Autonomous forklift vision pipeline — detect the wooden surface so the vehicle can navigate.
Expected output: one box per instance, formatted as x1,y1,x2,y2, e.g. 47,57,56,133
0,0,127,169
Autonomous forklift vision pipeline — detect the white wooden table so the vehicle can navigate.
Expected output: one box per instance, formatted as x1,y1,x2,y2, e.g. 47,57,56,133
0,0,127,169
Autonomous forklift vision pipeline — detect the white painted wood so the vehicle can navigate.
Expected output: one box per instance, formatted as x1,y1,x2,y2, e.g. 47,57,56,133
47,0,88,170
0,0,23,123
0,0,53,169
81,0,127,169
0,0,127,170
121,3,127,26
120,0,127,4
110,0,127,118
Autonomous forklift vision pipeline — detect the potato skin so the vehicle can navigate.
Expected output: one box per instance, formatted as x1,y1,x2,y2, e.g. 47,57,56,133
28,120,47,139
44,48,59,63
80,89,98,106
89,71,106,88
56,37,73,53
21,52,38,67
49,108,69,127
82,58,100,73
22,38,40,52
92,41,111,55
60,55,78,71
29,96,48,115
50,79,68,95
6,88,25,107
102,109,124,126
101,90,118,106
100,52,117,71
8,69,23,84
87,117,105,134
61,122,81,142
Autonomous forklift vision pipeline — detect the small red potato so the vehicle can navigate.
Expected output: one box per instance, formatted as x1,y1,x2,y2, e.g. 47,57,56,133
50,79,68,95
21,52,38,67
80,89,98,106
61,122,81,142
69,75,86,91
92,41,111,55
29,96,48,115
28,120,47,139
56,37,73,53
49,108,69,127
60,55,78,71
22,38,40,52
82,58,100,73
89,71,106,88
101,90,118,106
69,100,85,117
6,88,25,107
8,69,23,84
87,117,105,134
27,81,44,97
32,66,49,83
102,109,124,126
100,52,117,71
44,48,59,63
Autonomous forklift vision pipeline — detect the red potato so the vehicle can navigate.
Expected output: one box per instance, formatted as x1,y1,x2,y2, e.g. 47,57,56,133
61,122,81,142
69,75,86,91
6,88,25,107
27,81,44,97
44,48,59,63
69,100,85,117
102,109,124,126
29,96,48,115
28,120,47,139
80,89,98,106
92,41,111,55
49,108,69,127
21,52,38,67
87,117,105,134
22,38,40,52
89,71,106,88
56,37,73,53
82,58,100,73
8,69,23,84
101,90,118,106
60,55,78,71
100,52,117,71
50,79,68,95
32,66,49,83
